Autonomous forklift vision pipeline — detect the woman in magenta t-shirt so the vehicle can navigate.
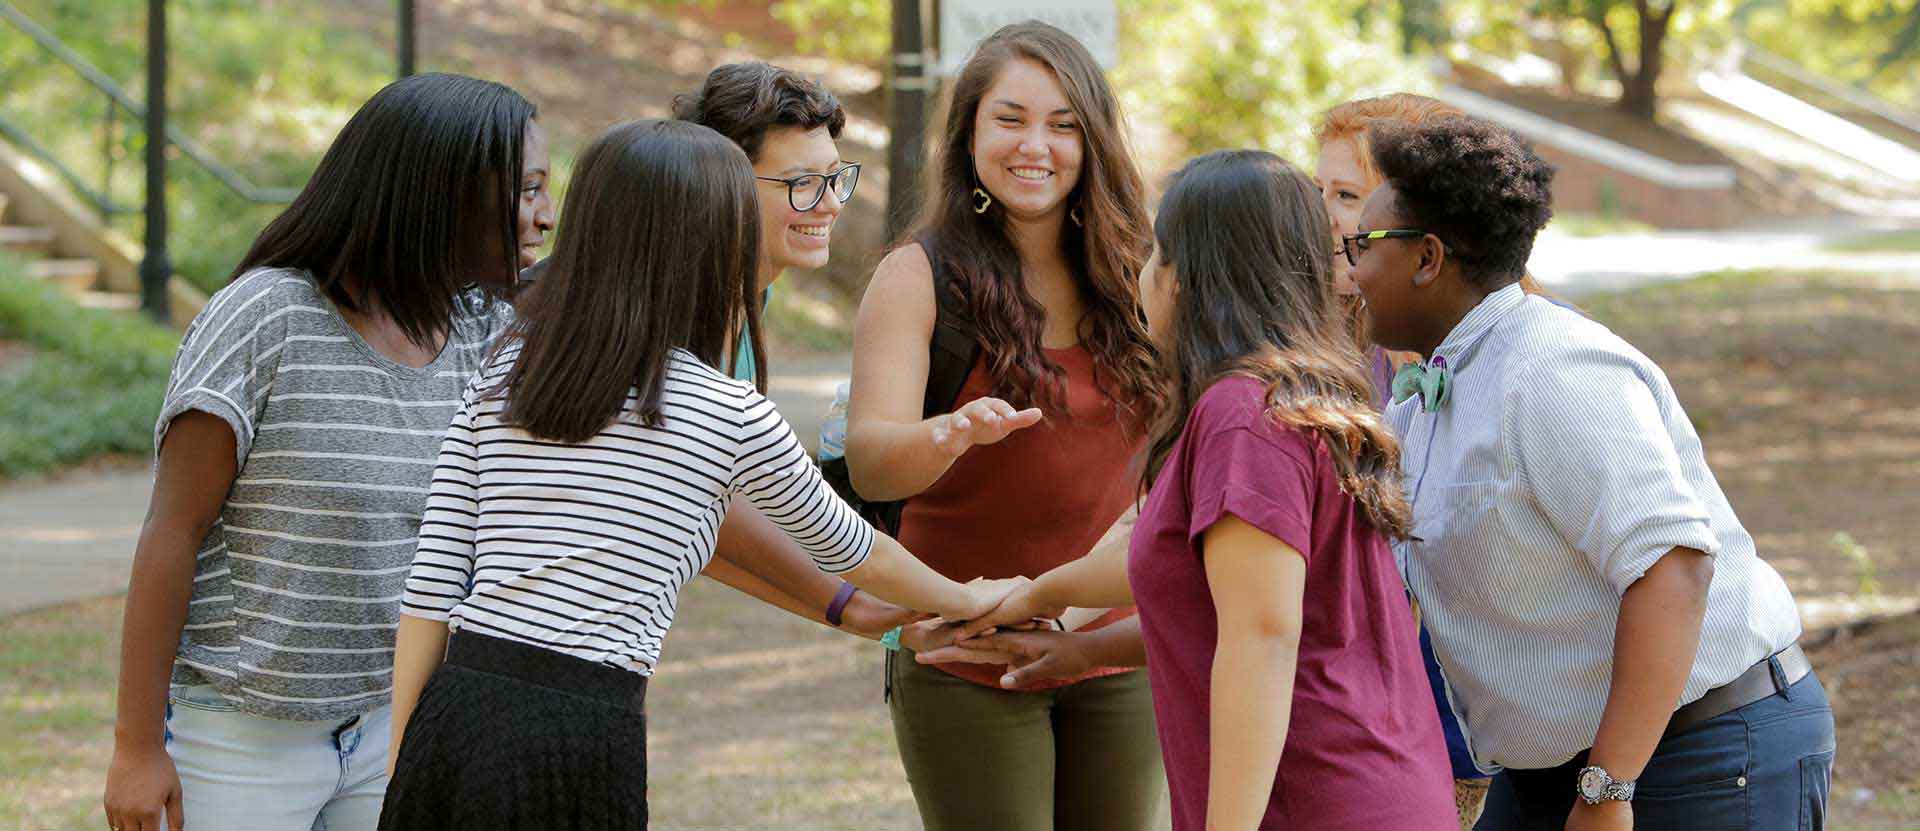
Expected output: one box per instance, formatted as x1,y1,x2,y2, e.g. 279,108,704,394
1129,149,1454,830
945,149,1455,830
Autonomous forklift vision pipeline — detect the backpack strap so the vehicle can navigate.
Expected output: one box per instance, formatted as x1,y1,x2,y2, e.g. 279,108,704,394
867,234,980,537
920,233,981,419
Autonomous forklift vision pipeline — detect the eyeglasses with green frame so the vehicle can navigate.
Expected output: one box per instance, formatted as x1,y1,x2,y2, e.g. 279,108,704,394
1338,229,1445,268
755,163,861,212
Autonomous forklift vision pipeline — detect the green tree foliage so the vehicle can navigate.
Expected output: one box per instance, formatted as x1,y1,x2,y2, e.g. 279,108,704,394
1738,0,1920,109
0,0,400,293
1440,1,1739,121
1117,0,1429,164
771,0,890,67
752,0,1425,165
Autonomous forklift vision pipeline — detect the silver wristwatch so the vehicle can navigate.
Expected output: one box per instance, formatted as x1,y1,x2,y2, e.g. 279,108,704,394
1576,766,1635,805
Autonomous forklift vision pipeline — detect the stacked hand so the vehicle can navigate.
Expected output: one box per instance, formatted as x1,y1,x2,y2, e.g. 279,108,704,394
916,629,1094,689
950,576,1032,622
953,579,1065,640
899,580,1093,689
931,397,1043,457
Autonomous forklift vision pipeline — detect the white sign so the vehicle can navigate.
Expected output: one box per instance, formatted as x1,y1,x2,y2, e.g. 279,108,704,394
937,0,1119,75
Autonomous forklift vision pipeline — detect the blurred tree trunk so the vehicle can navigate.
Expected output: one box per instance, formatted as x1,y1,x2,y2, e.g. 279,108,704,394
1592,0,1675,121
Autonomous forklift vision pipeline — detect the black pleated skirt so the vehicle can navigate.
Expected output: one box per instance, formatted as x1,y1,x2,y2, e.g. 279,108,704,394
379,630,650,831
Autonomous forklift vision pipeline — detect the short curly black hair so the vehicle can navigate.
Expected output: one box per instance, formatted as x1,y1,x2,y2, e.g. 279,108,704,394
1367,115,1554,288
672,62,846,162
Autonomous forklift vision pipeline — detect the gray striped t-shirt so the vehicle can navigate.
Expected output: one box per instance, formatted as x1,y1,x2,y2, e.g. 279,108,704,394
159,267,510,720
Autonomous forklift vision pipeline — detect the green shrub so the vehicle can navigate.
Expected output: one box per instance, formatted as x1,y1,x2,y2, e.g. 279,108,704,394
0,256,176,478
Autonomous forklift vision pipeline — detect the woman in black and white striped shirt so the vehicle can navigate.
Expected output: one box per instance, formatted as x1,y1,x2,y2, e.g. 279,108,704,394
379,118,1020,831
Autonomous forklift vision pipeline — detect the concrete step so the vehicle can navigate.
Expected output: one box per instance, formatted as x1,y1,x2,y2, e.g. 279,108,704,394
74,290,140,312
25,258,100,292
0,224,57,254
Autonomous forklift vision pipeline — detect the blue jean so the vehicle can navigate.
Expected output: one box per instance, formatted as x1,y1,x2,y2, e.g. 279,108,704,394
164,684,391,831
1475,670,1835,831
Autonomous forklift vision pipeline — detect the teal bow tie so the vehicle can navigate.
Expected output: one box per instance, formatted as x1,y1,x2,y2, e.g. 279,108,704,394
1392,356,1452,413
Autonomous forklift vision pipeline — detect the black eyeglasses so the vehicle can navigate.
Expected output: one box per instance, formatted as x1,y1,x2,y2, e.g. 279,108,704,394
1338,229,1437,268
755,163,861,212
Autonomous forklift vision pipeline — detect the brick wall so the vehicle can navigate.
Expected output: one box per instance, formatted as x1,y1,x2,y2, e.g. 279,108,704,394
1533,143,1747,229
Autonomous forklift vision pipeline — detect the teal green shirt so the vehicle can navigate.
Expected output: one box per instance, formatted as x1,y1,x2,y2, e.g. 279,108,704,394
732,325,757,383
731,289,768,383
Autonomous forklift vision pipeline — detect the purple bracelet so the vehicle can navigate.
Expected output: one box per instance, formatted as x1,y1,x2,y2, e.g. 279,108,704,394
825,582,860,627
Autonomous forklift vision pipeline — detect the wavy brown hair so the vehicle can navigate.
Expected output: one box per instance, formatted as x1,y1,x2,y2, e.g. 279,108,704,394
1144,150,1411,538
910,21,1158,422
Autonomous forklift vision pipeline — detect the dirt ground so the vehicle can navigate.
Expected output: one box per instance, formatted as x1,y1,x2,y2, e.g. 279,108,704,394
1581,271,1920,828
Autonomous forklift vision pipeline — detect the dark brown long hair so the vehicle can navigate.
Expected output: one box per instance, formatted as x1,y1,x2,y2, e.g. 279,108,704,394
1144,150,1411,538
232,73,534,347
496,119,763,442
912,21,1158,422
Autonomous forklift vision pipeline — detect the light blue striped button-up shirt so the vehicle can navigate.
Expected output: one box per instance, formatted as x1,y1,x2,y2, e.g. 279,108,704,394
1389,283,1802,772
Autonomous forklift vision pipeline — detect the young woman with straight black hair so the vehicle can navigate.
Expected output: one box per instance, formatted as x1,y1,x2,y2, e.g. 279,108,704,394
380,118,1021,831
103,72,552,831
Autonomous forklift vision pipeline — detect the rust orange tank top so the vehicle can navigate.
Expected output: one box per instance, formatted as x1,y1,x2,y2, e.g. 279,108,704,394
896,343,1143,691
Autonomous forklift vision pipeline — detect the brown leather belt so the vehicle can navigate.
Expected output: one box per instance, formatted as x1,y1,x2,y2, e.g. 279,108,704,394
1665,643,1810,738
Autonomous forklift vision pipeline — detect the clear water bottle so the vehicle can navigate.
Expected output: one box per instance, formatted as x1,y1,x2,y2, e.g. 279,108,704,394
818,380,850,462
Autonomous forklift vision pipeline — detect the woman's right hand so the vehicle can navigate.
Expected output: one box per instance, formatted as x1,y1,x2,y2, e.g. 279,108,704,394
104,739,184,831
930,397,1043,457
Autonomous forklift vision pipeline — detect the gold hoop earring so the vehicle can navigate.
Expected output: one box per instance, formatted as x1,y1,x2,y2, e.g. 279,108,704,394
972,187,993,214
1069,207,1083,227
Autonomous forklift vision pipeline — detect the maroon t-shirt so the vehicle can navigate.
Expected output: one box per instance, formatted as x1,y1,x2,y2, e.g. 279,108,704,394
1127,377,1454,831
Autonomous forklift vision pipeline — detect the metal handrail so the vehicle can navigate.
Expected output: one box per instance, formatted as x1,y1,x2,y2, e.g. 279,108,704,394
0,0,298,212
1739,42,1920,138
0,109,127,214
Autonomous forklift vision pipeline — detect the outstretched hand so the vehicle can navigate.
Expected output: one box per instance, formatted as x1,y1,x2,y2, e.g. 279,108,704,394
915,630,1096,689
931,397,1043,457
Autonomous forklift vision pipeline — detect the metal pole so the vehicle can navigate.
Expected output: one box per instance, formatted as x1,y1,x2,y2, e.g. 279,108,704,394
140,0,169,323
397,0,416,78
885,0,932,242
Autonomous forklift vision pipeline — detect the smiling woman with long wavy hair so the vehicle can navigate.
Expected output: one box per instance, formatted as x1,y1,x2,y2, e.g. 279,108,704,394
843,20,1168,831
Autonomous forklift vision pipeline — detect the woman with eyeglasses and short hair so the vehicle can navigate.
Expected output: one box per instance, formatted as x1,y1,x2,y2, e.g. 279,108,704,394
663,62,926,643
518,63,919,642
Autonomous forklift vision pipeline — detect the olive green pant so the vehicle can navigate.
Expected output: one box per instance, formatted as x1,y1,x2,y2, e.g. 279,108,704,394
888,652,1169,831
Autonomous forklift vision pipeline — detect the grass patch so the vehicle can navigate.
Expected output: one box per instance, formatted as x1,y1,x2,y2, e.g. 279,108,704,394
764,281,855,353
0,596,120,829
0,255,176,479
1546,211,1657,238
1823,229,1920,254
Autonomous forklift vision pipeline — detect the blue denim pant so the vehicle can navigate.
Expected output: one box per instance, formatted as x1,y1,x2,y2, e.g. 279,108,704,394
1476,669,1835,831
164,684,391,831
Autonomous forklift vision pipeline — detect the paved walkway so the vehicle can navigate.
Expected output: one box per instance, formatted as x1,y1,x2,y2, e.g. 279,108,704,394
0,354,854,617
1530,219,1920,294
